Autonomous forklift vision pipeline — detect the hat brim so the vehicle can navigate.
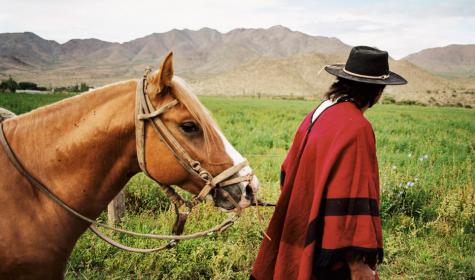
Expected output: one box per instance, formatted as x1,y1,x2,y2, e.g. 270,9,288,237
324,64,407,85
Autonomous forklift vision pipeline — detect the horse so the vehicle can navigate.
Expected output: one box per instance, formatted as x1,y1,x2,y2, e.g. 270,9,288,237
0,52,259,279
0,108,16,122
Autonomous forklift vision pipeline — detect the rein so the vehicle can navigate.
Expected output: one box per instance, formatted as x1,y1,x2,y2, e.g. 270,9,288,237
0,71,255,253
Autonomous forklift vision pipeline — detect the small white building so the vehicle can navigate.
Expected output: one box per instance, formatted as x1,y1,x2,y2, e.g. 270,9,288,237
16,90,51,94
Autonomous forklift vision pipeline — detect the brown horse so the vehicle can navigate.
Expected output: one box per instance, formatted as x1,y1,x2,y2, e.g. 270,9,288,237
0,53,259,279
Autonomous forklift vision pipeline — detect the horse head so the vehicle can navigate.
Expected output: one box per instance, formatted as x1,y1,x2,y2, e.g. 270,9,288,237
138,52,259,210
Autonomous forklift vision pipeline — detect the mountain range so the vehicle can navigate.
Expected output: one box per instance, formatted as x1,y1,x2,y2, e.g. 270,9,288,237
403,44,475,79
0,26,474,106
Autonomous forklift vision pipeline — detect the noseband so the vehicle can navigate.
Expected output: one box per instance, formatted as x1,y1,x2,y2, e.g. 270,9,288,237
0,70,255,253
135,70,252,206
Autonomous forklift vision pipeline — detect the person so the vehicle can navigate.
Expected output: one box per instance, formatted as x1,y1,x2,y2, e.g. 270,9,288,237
251,46,407,280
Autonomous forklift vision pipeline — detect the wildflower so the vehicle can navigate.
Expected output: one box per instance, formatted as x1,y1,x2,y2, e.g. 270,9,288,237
419,154,429,161
391,165,397,170
407,181,415,187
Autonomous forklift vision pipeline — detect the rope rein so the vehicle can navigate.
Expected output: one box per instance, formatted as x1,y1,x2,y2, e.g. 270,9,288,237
0,70,268,253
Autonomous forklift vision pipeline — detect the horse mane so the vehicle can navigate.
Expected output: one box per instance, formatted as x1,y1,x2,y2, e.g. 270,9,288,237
2,78,222,159
170,77,221,154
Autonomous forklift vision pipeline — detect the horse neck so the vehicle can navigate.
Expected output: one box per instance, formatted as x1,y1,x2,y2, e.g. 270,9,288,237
3,80,141,221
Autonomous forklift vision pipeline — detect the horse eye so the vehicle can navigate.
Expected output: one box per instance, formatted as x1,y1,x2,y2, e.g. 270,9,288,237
179,122,201,135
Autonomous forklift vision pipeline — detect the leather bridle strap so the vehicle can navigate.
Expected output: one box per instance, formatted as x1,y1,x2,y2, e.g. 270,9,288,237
136,78,203,179
0,72,254,254
196,159,249,201
85,75,252,252
138,99,179,121
0,123,239,240
135,76,252,200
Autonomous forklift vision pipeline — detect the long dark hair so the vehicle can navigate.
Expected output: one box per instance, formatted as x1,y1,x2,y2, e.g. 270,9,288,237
324,78,385,109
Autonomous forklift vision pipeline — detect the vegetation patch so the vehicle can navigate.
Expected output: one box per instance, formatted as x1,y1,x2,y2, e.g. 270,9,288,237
1,93,473,279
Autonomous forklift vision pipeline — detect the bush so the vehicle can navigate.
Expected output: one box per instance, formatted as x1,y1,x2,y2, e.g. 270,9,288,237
80,82,89,92
382,96,396,104
0,76,18,92
396,99,427,106
125,174,171,214
53,83,90,93
18,81,38,90
430,186,475,234
381,181,434,220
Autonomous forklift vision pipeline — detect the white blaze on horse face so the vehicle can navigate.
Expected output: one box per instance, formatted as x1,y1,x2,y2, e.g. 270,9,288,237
217,131,260,208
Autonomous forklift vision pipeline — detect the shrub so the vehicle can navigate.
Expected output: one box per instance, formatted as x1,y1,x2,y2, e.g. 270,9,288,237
18,81,38,90
381,181,433,220
395,100,427,106
382,96,396,104
430,186,475,234
0,76,18,92
125,174,171,214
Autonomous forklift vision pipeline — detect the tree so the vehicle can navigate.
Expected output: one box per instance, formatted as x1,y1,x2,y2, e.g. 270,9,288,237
18,81,38,90
0,76,18,93
79,82,89,92
70,84,79,92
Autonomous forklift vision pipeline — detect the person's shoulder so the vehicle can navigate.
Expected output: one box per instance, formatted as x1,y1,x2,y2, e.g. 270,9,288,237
327,101,371,124
323,102,374,136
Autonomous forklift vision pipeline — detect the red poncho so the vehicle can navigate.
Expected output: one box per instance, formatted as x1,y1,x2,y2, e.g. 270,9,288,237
252,101,383,280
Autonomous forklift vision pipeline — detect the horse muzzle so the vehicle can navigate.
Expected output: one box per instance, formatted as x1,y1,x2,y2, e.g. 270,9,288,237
212,175,260,211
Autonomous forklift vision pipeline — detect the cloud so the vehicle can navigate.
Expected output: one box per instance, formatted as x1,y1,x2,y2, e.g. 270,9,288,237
290,1,475,58
0,0,473,58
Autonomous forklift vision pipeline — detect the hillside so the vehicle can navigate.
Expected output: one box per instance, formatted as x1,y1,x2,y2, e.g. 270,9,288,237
0,28,473,106
0,26,350,82
403,44,475,78
192,52,474,106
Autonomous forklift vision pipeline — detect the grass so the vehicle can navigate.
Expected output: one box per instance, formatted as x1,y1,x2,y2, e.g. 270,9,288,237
0,92,75,113
1,92,474,279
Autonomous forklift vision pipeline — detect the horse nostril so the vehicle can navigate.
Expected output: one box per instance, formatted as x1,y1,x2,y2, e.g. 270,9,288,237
245,185,254,200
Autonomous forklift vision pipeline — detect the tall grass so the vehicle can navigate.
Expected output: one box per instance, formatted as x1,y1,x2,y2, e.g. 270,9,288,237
1,93,473,279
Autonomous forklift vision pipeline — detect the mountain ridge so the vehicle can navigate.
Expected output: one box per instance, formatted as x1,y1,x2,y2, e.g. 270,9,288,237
0,27,473,106
402,44,475,78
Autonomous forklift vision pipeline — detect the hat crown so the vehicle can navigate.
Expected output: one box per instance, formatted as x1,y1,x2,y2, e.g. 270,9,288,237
345,46,389,77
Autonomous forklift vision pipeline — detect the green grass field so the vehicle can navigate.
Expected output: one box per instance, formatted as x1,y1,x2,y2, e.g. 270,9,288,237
1,92,474,279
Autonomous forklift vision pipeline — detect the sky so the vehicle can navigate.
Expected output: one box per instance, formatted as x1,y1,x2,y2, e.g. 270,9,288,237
0,0,474,59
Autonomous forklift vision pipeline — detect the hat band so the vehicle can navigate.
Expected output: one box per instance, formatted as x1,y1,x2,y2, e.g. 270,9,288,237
343,67,390,80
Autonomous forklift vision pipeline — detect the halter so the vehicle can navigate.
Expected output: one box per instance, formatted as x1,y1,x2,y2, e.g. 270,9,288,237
135,70,252,204
0,70,255,253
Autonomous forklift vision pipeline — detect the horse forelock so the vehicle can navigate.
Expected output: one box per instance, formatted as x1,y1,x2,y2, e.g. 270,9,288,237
170,77,226,159
169,78,257,200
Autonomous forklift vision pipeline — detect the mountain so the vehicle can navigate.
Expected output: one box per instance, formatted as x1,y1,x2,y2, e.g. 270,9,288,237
0,26,350,78
0,28,473,106
0,32,62,65
193,52,475,106
403,44,475,78
61,38,115,62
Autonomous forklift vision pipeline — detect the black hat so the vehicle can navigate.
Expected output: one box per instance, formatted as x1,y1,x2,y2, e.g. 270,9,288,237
325,46,407,85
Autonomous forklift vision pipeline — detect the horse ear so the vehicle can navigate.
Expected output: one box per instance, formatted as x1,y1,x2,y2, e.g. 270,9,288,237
149,51,174,97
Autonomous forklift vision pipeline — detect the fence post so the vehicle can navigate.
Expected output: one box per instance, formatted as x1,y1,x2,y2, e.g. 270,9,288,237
108,190,125,225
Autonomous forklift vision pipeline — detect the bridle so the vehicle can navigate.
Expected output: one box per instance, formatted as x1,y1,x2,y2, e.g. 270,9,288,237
135,69,253,207
0,70,256,253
